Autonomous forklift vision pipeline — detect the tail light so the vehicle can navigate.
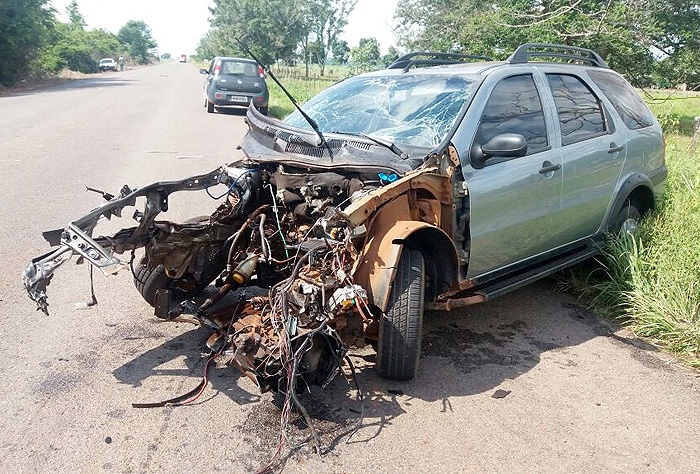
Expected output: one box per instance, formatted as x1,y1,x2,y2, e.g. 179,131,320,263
258,65,264,77
213,60,221,75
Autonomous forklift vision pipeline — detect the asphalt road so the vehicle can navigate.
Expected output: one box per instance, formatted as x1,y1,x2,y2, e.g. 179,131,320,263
1,62,699,474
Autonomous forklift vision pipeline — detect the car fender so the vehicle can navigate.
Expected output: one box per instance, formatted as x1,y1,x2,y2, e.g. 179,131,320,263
351,199,459,312
343,167,458,312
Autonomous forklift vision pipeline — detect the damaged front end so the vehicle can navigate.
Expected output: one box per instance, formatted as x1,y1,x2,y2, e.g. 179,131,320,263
23,93,463,403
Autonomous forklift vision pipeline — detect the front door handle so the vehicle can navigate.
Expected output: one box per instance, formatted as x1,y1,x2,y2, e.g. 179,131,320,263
608,143,624,154
539,162,561,174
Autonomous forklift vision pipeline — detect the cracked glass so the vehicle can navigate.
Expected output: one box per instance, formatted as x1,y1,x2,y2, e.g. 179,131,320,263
284,74,477,148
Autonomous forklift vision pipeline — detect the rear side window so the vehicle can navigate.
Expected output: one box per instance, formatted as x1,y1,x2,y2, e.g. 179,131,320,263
547,74,606,146
588,70,655,130
474,74,548,155
221,61,259,77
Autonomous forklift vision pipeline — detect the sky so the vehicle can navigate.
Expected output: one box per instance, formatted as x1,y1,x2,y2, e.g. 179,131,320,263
49,0,400,56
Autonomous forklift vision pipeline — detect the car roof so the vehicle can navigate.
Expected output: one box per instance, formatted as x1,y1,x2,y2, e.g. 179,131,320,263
214,57,257,63
378,43,611,77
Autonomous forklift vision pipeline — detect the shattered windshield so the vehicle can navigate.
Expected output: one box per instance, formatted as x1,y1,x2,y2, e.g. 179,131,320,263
284,73,478,148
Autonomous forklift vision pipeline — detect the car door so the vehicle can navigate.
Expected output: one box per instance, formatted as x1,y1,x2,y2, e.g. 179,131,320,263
543,72,627,243
461,73,563,279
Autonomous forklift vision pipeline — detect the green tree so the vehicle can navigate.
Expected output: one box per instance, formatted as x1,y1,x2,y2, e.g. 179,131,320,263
0,0,55,85
40,23,120,73
118,20,157,64
350,37,380,71
38,1,120,74
307,0,356,76
381,46,400,67
66,0,85,29
393,0,700,86
206,0,305,66
332,39,350,64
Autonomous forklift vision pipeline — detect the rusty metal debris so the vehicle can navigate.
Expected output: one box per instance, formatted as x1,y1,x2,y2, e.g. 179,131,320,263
21,101,483,463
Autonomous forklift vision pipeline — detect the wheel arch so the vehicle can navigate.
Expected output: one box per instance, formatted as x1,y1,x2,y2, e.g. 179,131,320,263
607,173,656,232
354,220,459,313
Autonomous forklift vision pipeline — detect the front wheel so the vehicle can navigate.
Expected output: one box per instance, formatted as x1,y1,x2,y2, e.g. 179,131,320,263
133,259,175,307
376,249,425,381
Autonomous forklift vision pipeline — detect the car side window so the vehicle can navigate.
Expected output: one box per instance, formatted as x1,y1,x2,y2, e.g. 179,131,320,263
473,74,548,165
547,74,607,146
587,70,655,130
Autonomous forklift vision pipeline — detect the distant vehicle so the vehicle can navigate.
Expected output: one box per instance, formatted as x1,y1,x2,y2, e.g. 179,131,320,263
199,57,269,115
179,54,187,63
98,58,117,72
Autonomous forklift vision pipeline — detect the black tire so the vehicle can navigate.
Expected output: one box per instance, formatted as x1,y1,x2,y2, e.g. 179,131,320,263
613,201,641,236
258,106,269,116
133,217,221,307
133,259,173,307
377,249,425,381
206,99,214,113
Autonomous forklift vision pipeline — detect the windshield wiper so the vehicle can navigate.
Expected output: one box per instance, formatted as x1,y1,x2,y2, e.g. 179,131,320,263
235,38,334,161
334,131,409,159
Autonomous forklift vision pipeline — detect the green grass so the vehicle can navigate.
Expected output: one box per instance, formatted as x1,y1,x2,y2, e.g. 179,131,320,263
642,89,700,135
267,77,335,118
565,112,700,366
267,65,350,118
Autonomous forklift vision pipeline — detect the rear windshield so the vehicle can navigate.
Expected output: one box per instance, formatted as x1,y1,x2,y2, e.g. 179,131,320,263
283,73,478,148
219,61,259,77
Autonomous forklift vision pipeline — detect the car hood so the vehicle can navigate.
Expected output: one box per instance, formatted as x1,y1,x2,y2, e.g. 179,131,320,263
240,106,429,175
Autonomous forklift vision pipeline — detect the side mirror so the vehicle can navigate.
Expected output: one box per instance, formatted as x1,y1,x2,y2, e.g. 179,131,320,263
199,68,209,75
471,133,528,168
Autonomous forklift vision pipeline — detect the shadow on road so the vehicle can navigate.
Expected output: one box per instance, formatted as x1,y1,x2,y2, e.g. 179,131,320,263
110,280,625,468
209,107,248,116
2,76,136,97
112,324,261,406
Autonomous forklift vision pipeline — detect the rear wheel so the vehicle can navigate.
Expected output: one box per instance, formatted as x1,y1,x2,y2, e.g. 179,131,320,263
206,99,214,113
258,106,268,116
613,200,641,236
377,249,425,381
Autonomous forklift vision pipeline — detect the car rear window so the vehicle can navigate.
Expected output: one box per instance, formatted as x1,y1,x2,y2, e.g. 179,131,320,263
587,70,655,130
220,61,259,77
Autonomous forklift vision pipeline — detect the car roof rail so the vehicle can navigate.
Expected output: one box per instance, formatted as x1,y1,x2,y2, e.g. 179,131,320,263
506,43,609,68
388,52,493,72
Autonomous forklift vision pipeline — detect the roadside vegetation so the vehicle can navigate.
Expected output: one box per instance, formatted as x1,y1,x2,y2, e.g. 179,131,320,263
565,92,700,366
267,65,350,118
1,1,157,87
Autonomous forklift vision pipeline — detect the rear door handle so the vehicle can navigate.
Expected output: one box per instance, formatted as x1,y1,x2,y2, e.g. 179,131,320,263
608,143,624,154
539,163,561,174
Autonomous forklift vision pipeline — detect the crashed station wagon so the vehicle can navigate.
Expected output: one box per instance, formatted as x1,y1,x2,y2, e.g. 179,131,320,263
23,44,666,396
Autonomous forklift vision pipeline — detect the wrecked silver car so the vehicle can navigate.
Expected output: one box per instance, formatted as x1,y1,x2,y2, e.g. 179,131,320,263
23,44,665,401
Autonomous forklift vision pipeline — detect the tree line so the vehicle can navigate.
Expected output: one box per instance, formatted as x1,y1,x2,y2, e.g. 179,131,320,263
4,0,699,88
196,0,352,76
0,0,157,86
394,0,700,88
